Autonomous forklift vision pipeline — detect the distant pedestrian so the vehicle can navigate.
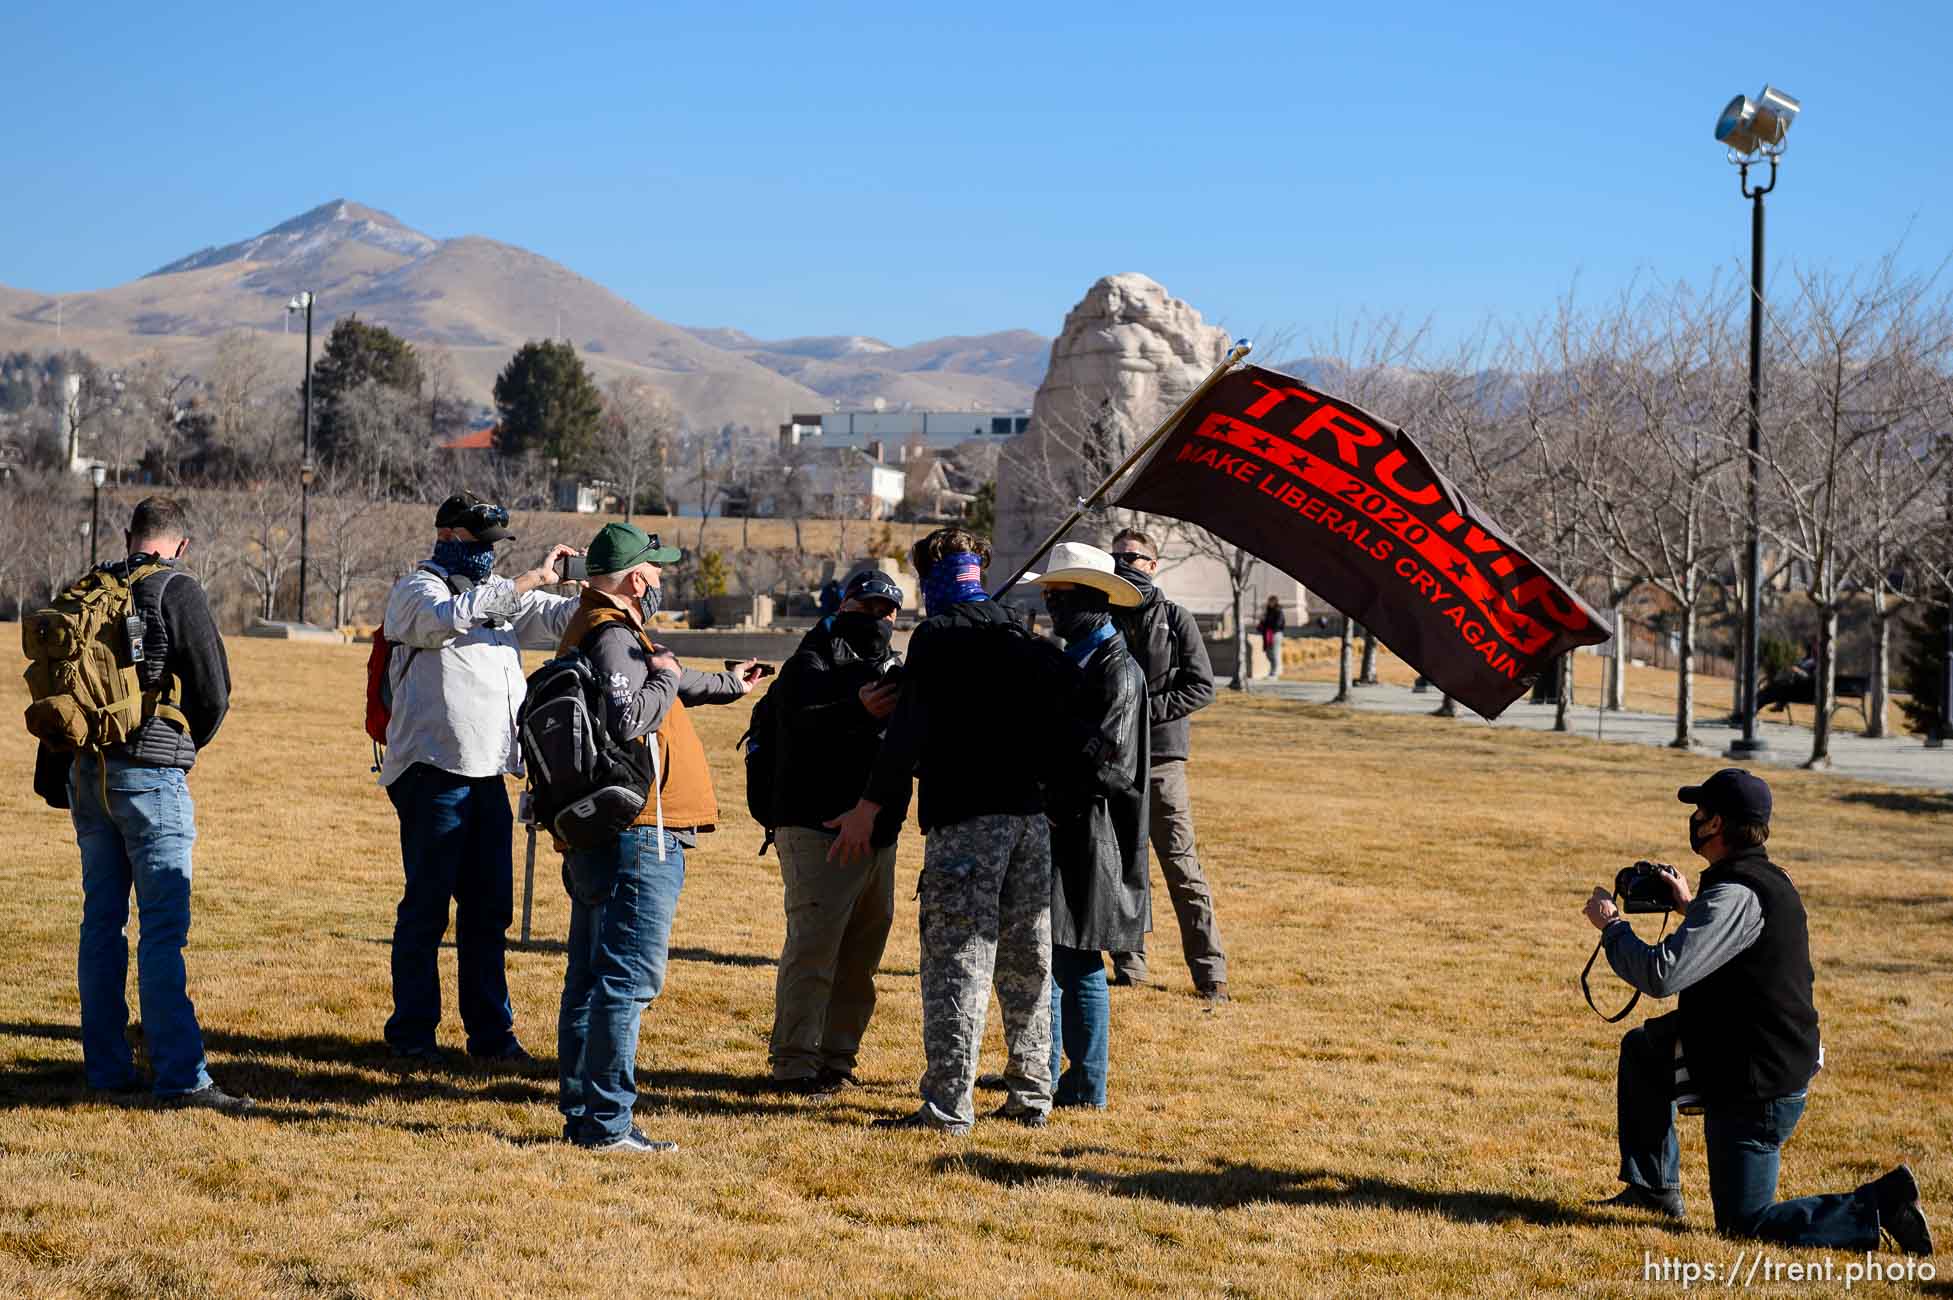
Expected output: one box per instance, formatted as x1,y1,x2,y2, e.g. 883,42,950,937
29,497,249,1110
1107,529,1229,1002
765,569,910,1094
1257,596,1286,679
818,578,843,617
377,493,581,1066
1029,542,1149,1109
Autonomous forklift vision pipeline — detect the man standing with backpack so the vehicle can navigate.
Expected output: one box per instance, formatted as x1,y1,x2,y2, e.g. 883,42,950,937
26,497,245,1109
764,568,908,1095
1106,529,1229,1003
549,523,757,1152
377,493,581,1066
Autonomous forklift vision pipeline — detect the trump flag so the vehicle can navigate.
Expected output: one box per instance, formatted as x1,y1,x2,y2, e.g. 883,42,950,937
1112,364,1610,719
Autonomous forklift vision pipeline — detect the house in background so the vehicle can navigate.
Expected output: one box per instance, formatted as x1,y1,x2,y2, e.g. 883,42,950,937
435,424,607,513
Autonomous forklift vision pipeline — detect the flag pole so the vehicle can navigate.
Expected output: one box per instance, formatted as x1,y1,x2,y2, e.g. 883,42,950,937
991,337,1252,598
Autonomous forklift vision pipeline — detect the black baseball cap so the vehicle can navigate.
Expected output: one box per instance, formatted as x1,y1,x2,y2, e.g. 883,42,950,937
843,569,905,609
434,492,514,543
1678,768,1772,825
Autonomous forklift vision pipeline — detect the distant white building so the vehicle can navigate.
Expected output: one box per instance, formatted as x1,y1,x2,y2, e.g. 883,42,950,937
781,409,1031,460
752,448,908,520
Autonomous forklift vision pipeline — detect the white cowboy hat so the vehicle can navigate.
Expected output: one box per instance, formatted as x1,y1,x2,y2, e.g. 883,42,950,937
1022,540,1143,607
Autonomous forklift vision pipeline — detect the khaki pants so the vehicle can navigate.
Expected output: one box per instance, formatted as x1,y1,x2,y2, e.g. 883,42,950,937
768,825,897,1080
1110,759,1227,987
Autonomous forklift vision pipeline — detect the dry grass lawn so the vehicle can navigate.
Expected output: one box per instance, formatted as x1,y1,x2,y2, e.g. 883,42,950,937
0,631,1947,1297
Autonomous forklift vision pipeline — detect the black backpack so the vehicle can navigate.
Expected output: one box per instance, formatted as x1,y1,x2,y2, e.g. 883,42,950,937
517,644,656,851
735,687,779,856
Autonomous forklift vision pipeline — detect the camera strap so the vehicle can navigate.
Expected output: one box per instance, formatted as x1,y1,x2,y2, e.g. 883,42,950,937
1582,902,1671,1023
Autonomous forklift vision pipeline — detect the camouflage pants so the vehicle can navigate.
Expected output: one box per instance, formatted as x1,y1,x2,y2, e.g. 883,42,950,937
916,813,1053,1125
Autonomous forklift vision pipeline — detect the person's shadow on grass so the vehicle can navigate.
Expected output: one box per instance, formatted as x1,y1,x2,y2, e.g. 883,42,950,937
931,1152,1687,1233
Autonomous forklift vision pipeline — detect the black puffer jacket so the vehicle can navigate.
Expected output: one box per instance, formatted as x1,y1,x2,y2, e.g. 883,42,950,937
772,616,909,847
1047,632,1151,952
1111,588,1214,763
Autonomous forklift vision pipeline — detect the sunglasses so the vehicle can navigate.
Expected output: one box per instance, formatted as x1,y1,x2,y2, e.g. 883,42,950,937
1113,550,1157,564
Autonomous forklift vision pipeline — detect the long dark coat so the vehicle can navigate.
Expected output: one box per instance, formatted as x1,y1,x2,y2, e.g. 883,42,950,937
1048,631,1151,951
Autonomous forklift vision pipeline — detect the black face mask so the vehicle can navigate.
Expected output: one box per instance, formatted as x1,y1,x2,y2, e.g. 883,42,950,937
832,610,894,660
1044,587,1111,643
1688,810,1716,854
1112,557,1154,596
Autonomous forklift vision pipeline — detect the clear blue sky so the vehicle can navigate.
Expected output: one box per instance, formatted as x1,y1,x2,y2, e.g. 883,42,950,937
5,0,1948,349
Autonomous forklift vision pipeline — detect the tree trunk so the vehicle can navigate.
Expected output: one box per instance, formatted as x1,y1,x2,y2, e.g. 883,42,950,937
1606,593,1627,711
1554,653,1573,732
1806,600,1839,769
1331,616,1353,703
1671,600,1696,749
1867,590,1891,739
1228,586,1247,692
1357,626,1379,684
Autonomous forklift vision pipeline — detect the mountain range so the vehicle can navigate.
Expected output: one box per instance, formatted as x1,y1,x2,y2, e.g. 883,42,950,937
0,200,1050,432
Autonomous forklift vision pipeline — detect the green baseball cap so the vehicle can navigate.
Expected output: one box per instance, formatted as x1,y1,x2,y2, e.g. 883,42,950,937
584,523,683,574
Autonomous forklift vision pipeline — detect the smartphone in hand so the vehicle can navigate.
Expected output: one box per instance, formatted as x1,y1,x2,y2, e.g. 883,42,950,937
561,554,589,582
726,659,776,680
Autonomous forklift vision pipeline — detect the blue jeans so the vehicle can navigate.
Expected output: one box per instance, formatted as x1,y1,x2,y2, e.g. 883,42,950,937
385,764,518,1055
1617,1025,1879,1248
70,753,212,1098
1703,1096,1878,1247
557,827,686,1144
1048,945,1109,1107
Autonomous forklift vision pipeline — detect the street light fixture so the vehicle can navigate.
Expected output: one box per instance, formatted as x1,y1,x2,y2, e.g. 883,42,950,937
88,462,107,566
286,291,315,624
1718,84,1799,760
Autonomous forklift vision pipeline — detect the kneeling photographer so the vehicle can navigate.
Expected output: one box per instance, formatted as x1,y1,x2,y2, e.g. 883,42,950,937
1581,768,1931,1256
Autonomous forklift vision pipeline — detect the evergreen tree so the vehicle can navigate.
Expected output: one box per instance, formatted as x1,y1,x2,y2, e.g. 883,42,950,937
309,316,422,462
1897,598,1949,737
491,340,603,467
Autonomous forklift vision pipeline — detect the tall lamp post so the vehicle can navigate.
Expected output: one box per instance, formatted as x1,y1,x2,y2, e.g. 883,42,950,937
1715,84,1800,759
88,462,106,566
287,292,315,624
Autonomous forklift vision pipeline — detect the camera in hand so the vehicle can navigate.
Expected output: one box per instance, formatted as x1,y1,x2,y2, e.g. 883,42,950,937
1614,860,1678,914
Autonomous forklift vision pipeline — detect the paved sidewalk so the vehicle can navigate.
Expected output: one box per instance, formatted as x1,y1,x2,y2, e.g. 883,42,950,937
1247,676,1953,793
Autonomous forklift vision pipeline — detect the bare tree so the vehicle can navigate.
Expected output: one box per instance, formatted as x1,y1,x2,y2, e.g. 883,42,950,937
594,378,676,521
1564,283,1744,747
1768,261,1953,765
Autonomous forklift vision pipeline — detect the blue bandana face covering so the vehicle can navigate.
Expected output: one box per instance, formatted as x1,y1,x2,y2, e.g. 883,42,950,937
922,551,989,617
432,538,496,583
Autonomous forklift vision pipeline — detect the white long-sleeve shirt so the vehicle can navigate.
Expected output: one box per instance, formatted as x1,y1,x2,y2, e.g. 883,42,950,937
378,562,578,786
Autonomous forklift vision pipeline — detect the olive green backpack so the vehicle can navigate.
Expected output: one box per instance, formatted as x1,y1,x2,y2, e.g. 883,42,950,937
21,561,186,753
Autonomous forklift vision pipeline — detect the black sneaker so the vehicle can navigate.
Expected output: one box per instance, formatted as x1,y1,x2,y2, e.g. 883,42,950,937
989,1103,1048,1129
870,1105,971,1136
975,1072,1009,1091
816,1067,861,1091
578,1126,677,1154
1591,1184,1686,1221
168,1083,254,1114
1866,1165,1933,1256
469,1043,542,1072
1197,982,1230,1006
775,1073,843,1097
1109,971,1148,988
388,1043,447,1069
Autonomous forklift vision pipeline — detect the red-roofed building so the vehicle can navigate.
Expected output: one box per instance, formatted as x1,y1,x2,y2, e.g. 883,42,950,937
440,425,497,451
